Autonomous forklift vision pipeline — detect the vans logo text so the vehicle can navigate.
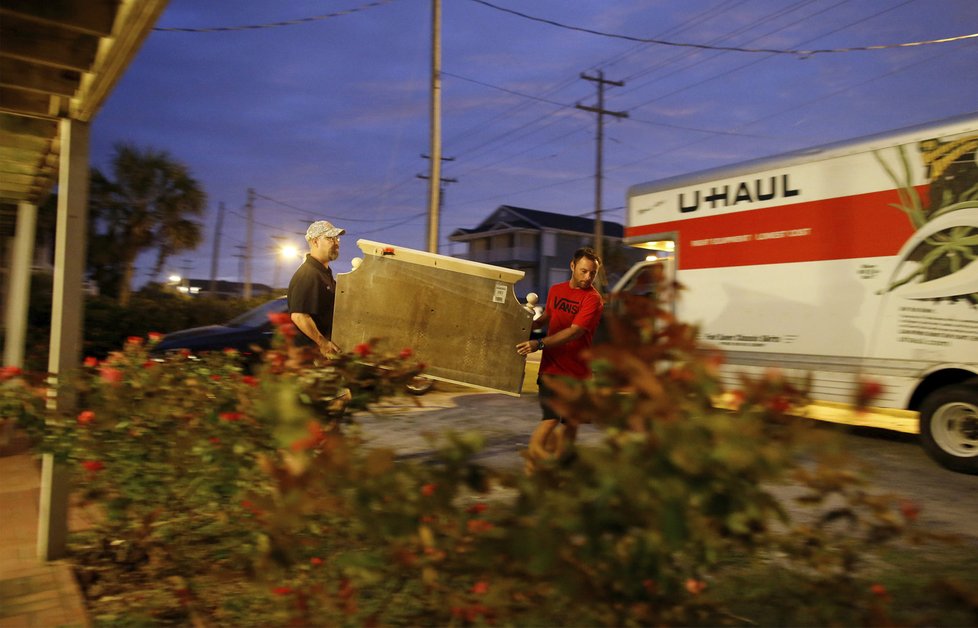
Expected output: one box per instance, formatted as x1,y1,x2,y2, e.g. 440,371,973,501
555,298,580,314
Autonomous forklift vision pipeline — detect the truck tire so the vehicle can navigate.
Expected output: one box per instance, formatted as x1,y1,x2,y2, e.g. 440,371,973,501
918,384,978,475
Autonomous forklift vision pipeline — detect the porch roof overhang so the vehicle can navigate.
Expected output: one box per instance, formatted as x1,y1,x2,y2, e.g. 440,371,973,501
0,0,168,214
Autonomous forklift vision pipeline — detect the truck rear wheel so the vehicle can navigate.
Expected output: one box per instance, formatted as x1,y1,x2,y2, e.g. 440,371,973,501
919,384,978,475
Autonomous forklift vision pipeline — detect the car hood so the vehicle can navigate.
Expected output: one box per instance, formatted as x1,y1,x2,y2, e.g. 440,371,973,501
153,324,271,354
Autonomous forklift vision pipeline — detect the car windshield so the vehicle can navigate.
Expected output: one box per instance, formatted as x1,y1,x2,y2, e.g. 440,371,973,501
227,298,287,328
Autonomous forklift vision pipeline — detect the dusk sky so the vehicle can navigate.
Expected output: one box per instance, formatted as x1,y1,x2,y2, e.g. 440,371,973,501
89,0,978,289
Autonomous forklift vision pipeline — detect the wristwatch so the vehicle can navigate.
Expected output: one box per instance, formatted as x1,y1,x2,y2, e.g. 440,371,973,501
537,339,545,351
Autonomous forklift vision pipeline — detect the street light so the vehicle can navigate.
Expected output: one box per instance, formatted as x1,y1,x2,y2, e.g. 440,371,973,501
272,242,301,289
279,244,299,261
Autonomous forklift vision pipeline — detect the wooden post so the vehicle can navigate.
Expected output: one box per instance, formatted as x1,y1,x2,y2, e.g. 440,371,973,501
3,201,37,368
39,118,90,561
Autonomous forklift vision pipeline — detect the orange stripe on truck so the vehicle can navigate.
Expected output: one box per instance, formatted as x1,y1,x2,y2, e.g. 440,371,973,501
626,186,926,269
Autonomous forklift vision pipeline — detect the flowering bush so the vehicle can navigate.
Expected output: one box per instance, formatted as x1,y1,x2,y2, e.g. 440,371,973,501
4,281,973,626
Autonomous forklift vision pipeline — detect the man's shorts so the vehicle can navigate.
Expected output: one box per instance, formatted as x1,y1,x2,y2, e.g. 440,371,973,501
537,376,564,423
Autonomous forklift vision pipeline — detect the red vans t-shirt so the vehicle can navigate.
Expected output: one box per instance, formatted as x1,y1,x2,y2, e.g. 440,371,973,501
539,282,603,380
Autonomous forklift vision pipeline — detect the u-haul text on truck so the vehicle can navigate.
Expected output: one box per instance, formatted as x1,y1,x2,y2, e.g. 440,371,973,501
619,113,978,474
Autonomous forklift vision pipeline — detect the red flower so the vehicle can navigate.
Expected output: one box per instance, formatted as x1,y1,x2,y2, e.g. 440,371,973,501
685,578,706,595
354,343,372,358
126,336,144,346
421,483,437,497
857,379,885,409
268,312,291,326
141,360,157,369
279,324,297,338
210,374,222,381
399,347,413,359
241,375,259,387
899,499,920,522
99,366,124,384
766,395,791,414
209,437,221,445
147,332,163,343
466,503,487,515
310,557,324,566
241,499,264,516
728,390,746,411
219,412,243,422
82,460,104,472
668,366,694,382
77,410,95,425
470,581,489,595
83,357,99,368
0,366,23,380
870,583,890,600
466,519,494,534
272,586,293,597
463,604,490,622
179,349,192,358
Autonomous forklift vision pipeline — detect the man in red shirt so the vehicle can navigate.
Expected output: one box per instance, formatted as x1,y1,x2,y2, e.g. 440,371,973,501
517,247,604,464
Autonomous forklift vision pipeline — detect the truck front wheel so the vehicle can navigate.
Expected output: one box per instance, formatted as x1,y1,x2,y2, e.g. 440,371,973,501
919,384,978,475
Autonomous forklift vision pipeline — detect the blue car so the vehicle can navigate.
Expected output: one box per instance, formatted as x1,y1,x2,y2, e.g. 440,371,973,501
152,297,287,358
153,296,434,394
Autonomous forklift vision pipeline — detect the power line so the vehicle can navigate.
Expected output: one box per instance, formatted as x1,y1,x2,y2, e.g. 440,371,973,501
605,43,961,178
153,0,397,32
467,0,978,57
251,191,422,226
623,0,922,112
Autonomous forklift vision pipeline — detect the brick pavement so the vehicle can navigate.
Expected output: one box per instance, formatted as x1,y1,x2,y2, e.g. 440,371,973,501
0,432,89,628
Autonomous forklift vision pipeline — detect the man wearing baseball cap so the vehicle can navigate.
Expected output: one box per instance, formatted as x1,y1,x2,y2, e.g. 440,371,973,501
288,220,346,357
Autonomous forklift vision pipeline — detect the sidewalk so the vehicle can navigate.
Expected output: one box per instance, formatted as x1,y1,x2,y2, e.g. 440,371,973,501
0,431,89,628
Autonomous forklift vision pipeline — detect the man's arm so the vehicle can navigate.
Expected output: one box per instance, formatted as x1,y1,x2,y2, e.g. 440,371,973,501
516,323,585,356
290,312,341,357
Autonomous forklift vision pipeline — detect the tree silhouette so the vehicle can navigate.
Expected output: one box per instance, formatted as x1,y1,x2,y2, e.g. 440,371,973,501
88,144,206,305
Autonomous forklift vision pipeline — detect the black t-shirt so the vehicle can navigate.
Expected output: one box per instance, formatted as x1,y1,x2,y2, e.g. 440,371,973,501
286,254,336,346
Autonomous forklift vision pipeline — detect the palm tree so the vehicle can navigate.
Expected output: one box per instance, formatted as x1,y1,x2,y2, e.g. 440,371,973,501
88,144,206,305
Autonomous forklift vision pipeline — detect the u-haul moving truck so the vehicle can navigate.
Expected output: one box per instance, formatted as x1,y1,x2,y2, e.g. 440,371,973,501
620,113,978,474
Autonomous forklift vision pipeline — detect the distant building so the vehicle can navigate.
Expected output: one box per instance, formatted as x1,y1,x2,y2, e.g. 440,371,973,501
185,279,278,299
449,205,645,302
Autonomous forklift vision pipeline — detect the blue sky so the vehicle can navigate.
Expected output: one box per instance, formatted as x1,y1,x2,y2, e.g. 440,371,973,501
90,0,978,288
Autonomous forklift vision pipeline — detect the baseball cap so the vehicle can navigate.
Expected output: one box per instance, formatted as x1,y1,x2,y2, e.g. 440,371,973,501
305,220,346,241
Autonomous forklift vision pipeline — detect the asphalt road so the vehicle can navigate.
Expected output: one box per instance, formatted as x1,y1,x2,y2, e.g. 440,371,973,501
356,387,978,543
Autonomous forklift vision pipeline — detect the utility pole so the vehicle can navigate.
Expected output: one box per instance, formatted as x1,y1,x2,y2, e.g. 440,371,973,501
243,188,255,299
180,259,193,294
419,154,456,251
234,245,246,296
209,201,225,296
425,0,443,253
576,71,627,264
